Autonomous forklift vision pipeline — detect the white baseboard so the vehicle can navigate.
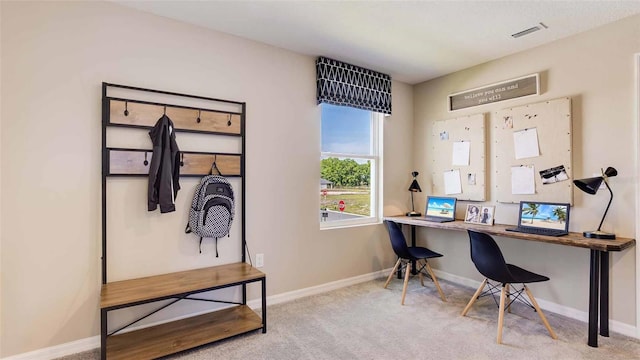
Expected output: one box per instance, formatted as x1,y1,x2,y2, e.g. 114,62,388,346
4,267,636,359
1,336,99,360
247,269,389,308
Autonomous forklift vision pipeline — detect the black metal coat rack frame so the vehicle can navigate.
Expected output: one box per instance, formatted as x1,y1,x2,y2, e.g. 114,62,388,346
100,83,265,360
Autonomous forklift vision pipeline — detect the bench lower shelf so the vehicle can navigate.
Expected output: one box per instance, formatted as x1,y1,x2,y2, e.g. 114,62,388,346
106,305,263,360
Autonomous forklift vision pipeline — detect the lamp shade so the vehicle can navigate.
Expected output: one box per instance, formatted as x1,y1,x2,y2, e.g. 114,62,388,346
572,166,618,195
408,179,422,192
573,177,603,195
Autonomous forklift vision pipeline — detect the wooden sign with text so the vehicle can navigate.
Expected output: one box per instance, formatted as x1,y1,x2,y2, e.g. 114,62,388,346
448,74,539,111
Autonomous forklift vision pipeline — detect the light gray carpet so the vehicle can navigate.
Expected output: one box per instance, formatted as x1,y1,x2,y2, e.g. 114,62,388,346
60,277,640,359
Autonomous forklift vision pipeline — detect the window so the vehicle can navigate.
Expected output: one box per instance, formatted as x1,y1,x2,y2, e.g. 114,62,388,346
320,103,382,228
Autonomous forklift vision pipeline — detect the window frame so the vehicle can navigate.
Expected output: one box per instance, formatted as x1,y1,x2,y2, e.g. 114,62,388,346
320,107,383,229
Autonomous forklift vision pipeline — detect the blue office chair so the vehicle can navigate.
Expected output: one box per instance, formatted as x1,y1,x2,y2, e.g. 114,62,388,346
383,220,446,305
461,230,557,344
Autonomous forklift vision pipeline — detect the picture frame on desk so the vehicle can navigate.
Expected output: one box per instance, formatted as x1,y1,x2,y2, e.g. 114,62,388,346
479,206,495,225
465,204,495,226
464,204,481,224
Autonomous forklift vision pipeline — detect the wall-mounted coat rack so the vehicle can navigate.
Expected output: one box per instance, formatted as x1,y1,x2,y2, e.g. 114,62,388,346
107,148,241,176
99,82,265,360
108,98,242,135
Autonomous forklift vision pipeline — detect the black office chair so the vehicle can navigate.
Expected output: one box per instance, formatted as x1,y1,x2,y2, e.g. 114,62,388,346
461,230,557,344
383,220,446,305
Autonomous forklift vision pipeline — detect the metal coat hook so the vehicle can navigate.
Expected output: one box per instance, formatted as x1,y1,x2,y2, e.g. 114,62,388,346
227,114,231,126
180,153,184,167
211,155,222,175
197,110,201,124
143,152,149,166
163,106,166,115
124,101,129,116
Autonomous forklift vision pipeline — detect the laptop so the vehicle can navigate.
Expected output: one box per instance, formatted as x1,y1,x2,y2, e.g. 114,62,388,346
506,201,570,236
420,196,457,223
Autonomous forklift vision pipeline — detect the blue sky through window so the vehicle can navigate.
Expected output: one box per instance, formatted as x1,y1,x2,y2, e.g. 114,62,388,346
321,104,370,155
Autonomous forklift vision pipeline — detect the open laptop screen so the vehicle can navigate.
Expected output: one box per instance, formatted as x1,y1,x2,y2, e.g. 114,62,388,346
425,196,457,221
517,201,570,231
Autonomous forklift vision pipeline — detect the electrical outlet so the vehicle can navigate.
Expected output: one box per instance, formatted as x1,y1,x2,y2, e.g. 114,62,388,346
256,253,264,268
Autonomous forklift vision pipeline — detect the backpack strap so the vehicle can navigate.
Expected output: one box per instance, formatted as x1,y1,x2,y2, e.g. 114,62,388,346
211,155,224,176
197,237,220,257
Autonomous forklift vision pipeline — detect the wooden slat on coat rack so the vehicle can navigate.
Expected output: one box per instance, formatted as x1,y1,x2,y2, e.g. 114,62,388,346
108,99,242,135
181,153,241,176
108,149,241,176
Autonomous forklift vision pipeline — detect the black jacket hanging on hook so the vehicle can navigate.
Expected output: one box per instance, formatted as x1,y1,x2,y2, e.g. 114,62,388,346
148,114,181,213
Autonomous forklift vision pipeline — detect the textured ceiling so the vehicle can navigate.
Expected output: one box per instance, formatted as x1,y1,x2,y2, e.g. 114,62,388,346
116,1,640,84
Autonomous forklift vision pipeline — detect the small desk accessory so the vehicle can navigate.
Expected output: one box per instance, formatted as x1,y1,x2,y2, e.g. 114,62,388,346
406,171,422,217
573,167,617,239
464,204,495,226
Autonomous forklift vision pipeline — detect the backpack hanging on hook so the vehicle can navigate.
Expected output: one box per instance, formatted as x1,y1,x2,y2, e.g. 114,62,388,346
185,159,234,256
210,155,222,176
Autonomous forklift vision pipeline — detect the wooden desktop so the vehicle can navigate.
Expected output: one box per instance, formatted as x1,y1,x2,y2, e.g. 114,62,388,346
384,215,636,347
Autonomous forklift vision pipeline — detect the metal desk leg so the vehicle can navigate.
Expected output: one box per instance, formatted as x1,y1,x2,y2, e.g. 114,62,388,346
600,251,609,337
262,277,267,333
410,225,417,274
588,249,600,347
397,225,418,278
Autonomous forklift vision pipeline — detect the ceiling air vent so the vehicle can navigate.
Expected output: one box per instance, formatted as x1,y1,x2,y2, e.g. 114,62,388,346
511,22,548,38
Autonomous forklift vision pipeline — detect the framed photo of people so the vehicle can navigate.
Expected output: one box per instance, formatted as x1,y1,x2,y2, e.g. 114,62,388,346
464,204,495,226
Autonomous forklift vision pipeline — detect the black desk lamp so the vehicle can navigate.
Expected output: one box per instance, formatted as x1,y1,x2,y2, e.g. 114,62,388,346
573,167,617,239
406,171,422,217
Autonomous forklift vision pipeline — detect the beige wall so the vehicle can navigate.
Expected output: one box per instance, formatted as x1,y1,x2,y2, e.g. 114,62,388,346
413,14,639,326
0,1,411,357
1,1,638,358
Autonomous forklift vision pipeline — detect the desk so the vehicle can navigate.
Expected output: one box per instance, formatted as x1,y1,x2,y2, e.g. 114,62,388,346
384,215,636,348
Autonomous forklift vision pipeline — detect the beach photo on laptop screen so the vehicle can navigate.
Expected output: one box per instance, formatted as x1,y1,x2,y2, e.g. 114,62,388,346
425,196,457,220
519,202,569,230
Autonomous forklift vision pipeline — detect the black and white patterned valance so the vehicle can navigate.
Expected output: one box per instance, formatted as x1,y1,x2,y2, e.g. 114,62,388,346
316,57,392,115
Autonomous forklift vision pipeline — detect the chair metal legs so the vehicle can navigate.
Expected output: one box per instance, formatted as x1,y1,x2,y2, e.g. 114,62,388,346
384,258,446,304
462,280,557,344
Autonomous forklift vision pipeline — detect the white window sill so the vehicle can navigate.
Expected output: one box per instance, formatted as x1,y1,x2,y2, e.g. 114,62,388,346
320,217,382,230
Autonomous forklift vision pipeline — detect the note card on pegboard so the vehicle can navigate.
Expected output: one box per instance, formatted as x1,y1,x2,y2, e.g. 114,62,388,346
494,97,572,204
431,113,486,201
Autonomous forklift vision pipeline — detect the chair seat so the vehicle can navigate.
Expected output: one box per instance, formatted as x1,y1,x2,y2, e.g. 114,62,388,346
408,246,443,260
506,264,549,283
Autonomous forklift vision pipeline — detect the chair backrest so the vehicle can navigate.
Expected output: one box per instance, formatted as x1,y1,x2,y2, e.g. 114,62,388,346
467,230,512,283
384,220,412,259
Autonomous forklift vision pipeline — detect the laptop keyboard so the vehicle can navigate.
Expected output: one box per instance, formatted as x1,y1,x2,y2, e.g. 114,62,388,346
506,227,567,236
422,216,453,223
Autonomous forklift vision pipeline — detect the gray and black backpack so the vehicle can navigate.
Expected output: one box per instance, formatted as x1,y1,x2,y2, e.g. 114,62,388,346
185,175,234,256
